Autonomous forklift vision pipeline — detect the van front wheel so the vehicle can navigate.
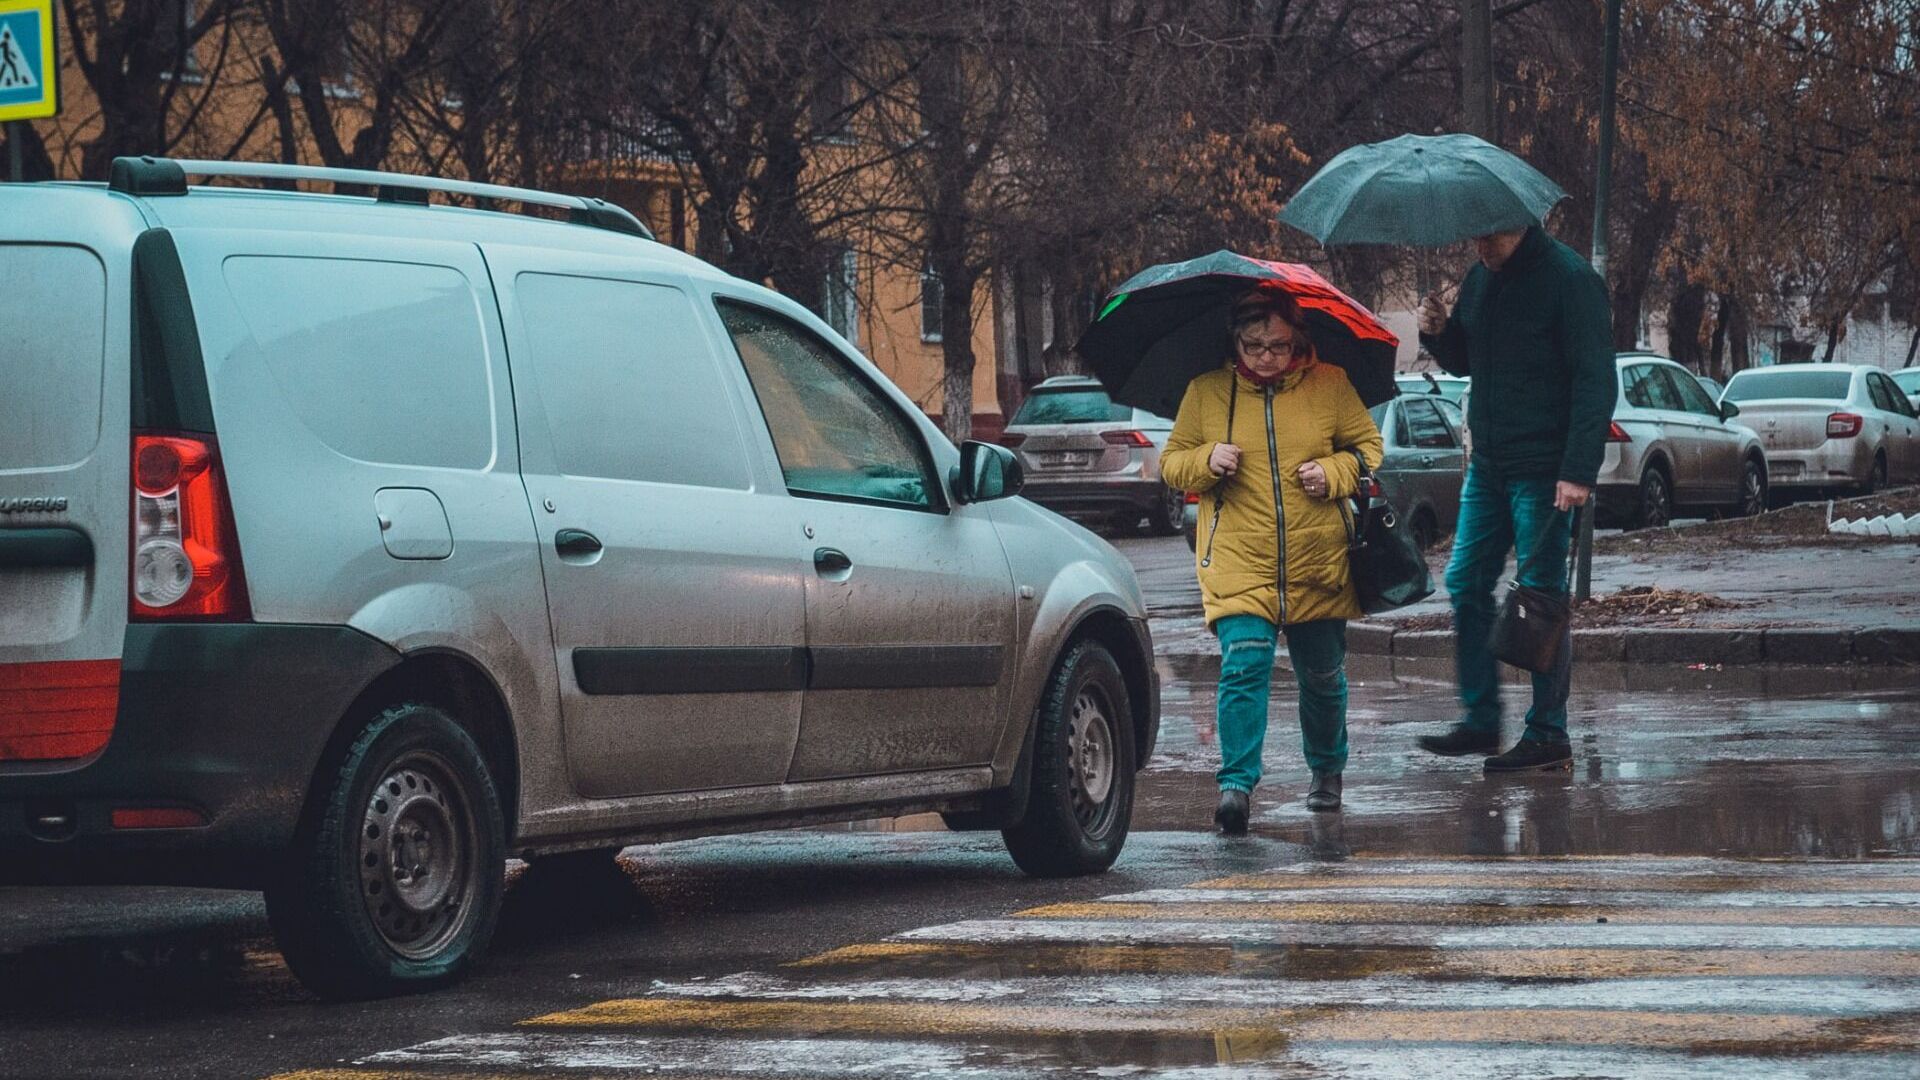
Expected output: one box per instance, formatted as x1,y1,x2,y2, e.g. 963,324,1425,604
1001,641,1136,877
266,702,505,1000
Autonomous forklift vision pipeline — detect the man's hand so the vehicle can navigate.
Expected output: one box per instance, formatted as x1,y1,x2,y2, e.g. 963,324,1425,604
1297,461,1329,499
1208,443,1242,477
1417,291,1450,337
1554,481,1592,511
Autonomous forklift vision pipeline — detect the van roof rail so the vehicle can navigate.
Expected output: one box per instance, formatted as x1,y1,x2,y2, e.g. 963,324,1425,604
107,156,654,240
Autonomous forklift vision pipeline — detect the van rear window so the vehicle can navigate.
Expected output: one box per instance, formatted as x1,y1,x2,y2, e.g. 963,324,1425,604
0,246,106,470
1722,370,1852,403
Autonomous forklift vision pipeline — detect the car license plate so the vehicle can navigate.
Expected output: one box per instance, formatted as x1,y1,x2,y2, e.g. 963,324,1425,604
1041,451,1095,469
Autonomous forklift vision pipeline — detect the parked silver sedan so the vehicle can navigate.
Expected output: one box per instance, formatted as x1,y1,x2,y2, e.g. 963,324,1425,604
1002,376,1183,534
1721,363,1920,498
1595,353,1769,528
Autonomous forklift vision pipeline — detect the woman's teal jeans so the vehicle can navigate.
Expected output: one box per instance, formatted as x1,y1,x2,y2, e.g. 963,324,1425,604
1213,615,1349,793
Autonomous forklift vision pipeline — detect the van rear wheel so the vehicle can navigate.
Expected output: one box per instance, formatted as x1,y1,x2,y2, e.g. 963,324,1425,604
266,702,505,1000
1001,641,1136,877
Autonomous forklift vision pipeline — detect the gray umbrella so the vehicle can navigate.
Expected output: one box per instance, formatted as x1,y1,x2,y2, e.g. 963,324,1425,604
1278,133,1567,247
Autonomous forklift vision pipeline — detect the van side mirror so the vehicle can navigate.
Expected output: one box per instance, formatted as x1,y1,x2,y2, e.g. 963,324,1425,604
953,441,1024,503
1719,400,1741,421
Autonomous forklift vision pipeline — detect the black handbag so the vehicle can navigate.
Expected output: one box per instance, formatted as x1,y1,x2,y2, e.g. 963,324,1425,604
1342,450,1434,615
1489,508,1581,674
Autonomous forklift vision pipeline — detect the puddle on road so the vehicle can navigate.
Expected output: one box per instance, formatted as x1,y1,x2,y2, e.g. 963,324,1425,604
1143,655,1920,861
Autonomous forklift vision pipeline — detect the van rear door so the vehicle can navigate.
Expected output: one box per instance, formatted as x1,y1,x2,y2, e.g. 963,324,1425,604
0,189,147,763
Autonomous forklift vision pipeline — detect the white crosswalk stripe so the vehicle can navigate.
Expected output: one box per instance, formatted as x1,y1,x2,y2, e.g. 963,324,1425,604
278,853,1920,1080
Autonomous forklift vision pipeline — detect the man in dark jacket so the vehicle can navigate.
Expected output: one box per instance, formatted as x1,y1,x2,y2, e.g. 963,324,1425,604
1414,224,1614,770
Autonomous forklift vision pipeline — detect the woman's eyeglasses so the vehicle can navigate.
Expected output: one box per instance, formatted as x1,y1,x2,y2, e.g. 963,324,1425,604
1238,337,1302,359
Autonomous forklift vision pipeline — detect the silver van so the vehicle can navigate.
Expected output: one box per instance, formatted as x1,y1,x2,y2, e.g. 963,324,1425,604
0,159,1156,999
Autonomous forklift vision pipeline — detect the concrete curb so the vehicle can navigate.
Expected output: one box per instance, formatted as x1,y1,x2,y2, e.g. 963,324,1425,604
1335,623,1917,666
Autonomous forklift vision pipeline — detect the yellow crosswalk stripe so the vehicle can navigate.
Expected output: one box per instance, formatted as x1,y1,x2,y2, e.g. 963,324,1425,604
518,997,1920,1054
788,940,1920,980
1018,900,1920,926
1195,872,1920,891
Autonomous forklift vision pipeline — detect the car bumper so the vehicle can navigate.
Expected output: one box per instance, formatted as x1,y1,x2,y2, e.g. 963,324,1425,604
1761,444,1873,489
0,622,400,887
1020,473,1169,517
1125,616,1160,766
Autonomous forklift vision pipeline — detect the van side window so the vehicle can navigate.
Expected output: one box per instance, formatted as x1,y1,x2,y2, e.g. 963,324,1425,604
223,257,493,470
514,274,751,490
715,300,937,510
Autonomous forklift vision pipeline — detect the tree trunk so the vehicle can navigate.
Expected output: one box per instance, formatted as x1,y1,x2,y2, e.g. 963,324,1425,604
1667,284,1707,371
939,263,979,442
1460,0,1495,141
1708,292,1732,378
1821,318,1843,363
1905,325,1919,368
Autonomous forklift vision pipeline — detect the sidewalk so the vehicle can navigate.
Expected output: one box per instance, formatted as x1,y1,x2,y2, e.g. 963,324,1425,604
1119,491,1920,666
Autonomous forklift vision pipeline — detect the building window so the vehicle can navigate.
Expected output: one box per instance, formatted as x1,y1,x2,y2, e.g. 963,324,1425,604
920,264,944,343
822,248,858,348
157,0,203,83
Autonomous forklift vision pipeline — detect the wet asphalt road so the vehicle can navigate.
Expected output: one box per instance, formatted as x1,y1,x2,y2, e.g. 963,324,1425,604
3,536,1918,1079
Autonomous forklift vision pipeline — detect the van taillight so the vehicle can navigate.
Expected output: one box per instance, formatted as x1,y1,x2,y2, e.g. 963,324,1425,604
131,433,250,620
1826,413,1863,439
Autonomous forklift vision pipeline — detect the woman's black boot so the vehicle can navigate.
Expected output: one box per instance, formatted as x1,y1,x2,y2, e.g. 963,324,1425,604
1214,789,1250,835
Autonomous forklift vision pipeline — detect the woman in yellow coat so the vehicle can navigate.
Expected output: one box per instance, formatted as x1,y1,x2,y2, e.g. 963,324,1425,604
1160,289,1384,831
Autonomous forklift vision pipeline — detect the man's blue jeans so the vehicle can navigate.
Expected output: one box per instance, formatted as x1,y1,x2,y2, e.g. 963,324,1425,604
1214,615,1349,793
1446,461,1573,744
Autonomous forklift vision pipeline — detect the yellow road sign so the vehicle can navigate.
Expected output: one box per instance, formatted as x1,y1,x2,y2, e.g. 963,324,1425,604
0,0,57,123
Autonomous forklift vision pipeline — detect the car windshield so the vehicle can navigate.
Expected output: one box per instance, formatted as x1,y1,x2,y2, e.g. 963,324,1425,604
1011,389,1131,425
1369,403,1390,428
1722,370,1853,403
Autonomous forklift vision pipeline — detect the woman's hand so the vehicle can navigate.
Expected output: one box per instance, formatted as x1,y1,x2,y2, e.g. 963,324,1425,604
1208,443,1242,477
1297,461,1329,498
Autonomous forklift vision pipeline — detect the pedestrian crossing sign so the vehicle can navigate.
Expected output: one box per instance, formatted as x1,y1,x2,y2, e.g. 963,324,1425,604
0,0,56,123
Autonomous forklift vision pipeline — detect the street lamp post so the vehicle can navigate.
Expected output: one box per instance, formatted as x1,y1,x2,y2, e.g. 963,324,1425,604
1578,0,1623,602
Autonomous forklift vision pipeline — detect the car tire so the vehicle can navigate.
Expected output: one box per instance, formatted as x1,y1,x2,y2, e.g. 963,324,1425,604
1001,641,1136,878
265,702,506,1000
1411,509,1439,552
1865,453,1887,495
1149,487,1185,536
1630,465,1672,530
1734,458,1767,518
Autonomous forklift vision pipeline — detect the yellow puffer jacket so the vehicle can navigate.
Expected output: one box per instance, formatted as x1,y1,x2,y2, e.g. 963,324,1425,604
1160,362,1384,628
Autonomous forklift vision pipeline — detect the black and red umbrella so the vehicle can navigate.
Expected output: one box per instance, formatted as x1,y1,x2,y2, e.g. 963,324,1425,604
1077,250,1399,418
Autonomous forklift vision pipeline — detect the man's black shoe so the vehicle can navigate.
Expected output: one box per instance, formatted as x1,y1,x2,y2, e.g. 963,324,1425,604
1306,771,1343,812
1215,789,1250,835
1483,738,1574,772
1416,724,1501,758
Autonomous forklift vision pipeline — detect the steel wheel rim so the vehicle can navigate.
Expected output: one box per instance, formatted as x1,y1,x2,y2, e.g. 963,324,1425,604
1066,687,1117,830
358,750,480,960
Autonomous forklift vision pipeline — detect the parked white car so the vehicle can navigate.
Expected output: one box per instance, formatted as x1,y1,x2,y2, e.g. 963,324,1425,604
1892,368,1920,413
1595,353,1769,528
1721,364,1920,498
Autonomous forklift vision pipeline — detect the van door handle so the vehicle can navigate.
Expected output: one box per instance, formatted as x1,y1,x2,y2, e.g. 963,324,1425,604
0,527,92,568
554,528,602,557
814,547,852,574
